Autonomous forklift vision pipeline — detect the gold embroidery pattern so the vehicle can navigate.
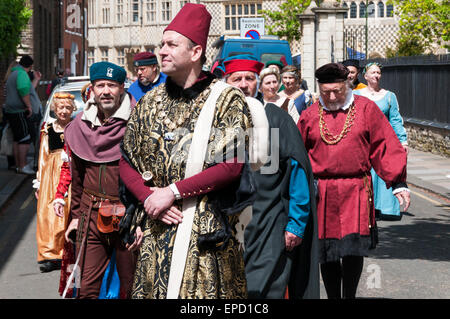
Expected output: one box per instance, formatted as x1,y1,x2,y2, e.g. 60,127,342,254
123,80,252,299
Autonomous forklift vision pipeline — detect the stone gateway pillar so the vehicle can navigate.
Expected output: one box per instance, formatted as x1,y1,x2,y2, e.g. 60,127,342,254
298,1,348,92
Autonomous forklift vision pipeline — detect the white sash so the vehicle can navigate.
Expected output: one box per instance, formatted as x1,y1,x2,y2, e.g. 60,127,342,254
245,97,269,171
166,81,230,299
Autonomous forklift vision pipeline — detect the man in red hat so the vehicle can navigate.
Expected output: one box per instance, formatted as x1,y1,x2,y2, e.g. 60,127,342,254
128,51,167,101
298,63,410,299
224,54,320,299
223,54,264,100
118,3,260,299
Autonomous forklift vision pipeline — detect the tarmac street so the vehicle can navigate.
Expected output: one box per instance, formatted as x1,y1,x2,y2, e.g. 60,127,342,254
0,148,449,299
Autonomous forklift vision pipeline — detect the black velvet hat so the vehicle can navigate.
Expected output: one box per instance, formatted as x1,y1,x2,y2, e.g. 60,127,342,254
315,63,349,83
341,59,361,69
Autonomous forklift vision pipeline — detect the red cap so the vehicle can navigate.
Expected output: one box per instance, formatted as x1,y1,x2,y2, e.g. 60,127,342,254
164,3,211,52
224,59,265,76
133,51,158,66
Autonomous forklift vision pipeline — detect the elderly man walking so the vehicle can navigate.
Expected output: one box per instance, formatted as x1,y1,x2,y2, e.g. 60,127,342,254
63,61,137,299
298,63,410,299
223,55,320,299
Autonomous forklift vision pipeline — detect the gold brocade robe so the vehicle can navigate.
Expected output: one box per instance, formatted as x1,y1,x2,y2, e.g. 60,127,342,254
36,124,71,262
122,78,253,299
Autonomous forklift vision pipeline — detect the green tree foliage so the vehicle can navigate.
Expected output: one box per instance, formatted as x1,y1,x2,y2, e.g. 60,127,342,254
385,36,427,57
393,0,450,53
259,0,321,42
0,0,32,59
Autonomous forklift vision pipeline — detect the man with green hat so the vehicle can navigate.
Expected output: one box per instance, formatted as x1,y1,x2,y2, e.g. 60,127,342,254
63,61,137,299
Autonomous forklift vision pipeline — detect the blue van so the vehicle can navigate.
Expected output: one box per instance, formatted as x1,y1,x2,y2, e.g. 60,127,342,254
212,36,293,67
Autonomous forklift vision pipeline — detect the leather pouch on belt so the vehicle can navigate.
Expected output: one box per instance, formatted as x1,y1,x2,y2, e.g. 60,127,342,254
97,200,126,233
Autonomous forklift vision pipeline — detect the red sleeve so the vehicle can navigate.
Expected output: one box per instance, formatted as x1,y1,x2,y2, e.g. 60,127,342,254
119,156,153,204
119,156,244,201
175,159,244,198
55,145,72,200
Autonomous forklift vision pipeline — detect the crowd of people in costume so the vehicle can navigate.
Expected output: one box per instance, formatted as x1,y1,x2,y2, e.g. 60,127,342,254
30,3,410,299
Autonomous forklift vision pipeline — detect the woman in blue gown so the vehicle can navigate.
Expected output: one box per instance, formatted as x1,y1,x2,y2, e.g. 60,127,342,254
354,62,409,220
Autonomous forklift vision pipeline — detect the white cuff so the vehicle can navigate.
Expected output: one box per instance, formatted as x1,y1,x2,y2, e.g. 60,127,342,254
392,187,410,195
32,179,40,190
53,198,66,206
61,150,70,162
169,183,182,200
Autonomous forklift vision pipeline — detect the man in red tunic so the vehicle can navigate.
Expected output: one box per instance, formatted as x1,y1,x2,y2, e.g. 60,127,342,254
298,63,410,299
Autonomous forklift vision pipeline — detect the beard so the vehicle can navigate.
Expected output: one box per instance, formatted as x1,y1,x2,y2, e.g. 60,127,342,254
139,77,151,86
95,94,120,114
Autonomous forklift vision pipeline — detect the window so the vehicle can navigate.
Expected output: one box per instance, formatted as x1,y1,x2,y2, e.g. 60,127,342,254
132,0,140,23
102,7,110,24
88,0,96,25
359,1,366,18
378,1,384,17
343,2,348,19
162,1,172,22
350,2,357,18
145,0,156,23
179,0,189,9
101,48,109,62
117,0,124,23
386,3,394,17
224,2,262,32
117,48,125,67
88,50,95,67
368,1,375,18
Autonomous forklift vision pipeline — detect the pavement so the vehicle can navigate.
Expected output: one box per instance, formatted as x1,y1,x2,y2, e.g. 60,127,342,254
0,147,450,212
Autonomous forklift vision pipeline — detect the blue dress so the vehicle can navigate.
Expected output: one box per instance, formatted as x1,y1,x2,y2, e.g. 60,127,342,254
293,90,313,116
354,90,407,217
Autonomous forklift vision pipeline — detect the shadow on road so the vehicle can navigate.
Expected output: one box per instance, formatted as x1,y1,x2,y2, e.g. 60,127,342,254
0,177,36,273
372,208,450,262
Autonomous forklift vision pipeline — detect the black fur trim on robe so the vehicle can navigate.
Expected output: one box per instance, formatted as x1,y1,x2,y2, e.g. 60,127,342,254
198,156,257,252
118,145,144,245
165,71,216,100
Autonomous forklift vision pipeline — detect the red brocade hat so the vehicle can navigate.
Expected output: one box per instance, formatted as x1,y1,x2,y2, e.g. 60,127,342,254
164,3,211,52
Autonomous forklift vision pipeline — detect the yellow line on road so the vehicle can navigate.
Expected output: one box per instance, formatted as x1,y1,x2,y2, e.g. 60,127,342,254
410,189,444,206
20,193,33,210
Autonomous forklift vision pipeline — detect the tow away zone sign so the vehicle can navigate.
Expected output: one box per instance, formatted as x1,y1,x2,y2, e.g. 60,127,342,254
240,18,265,39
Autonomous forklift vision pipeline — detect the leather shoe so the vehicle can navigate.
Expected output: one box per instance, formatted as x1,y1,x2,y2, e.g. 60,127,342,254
39,260,61,273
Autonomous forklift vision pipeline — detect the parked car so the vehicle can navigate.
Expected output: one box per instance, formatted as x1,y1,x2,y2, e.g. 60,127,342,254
211,35,293,67
40,76,132,130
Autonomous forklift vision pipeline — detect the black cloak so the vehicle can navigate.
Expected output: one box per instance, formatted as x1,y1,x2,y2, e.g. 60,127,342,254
244,103,319,299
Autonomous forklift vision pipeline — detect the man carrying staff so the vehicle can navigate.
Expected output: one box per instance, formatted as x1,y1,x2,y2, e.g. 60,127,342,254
298,63,410,299
64,61,137,299
223,55,320,299
118,3,259,299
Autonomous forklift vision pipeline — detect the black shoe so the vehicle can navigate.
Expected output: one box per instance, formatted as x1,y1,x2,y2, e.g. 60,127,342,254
39,260,62,273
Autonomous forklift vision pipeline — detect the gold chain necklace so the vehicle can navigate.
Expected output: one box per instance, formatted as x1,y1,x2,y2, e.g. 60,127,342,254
318,102,356,145
157,100,193,131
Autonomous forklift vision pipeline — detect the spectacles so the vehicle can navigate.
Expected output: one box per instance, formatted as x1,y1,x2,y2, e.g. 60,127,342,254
319,87,346,95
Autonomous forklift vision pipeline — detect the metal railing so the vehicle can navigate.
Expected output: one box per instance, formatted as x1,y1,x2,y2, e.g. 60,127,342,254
362,54,450,127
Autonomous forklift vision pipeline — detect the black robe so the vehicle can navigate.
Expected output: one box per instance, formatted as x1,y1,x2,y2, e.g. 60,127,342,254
244,103,320,299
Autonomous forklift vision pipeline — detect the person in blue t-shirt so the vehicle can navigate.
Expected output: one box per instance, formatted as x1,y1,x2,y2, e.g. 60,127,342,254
127,51,167,101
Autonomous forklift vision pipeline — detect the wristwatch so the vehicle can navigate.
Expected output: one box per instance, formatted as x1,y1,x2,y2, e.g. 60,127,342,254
169,183,182,200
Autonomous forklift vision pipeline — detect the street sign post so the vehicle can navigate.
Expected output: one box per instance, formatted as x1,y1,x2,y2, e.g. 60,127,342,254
240,18,265,39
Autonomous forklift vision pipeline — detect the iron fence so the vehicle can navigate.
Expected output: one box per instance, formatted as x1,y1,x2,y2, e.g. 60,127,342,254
361,54,450,126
